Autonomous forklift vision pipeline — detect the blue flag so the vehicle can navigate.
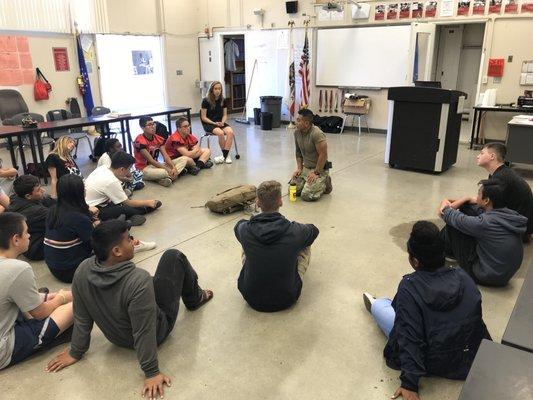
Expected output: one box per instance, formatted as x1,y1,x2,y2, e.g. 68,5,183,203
413,34,419,82
76,33,94,116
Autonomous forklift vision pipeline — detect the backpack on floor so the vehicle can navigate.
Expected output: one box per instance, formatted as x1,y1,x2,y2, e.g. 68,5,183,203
93,136,108,158
321,116,343,133
205,185,257,214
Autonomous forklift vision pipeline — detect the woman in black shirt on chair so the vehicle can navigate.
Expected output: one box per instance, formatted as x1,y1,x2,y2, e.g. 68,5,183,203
200,81,235,165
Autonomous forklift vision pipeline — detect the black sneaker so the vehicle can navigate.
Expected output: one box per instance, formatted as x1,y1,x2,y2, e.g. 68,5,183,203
204,160,213,169
127,215,146,226
179,168,188,177
189,166,201,175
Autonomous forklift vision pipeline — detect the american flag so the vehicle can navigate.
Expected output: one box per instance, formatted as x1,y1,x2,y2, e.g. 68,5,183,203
298,29,310,109
288,57,295,117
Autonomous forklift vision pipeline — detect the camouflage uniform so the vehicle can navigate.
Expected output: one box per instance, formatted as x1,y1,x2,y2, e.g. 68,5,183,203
290,167,329,202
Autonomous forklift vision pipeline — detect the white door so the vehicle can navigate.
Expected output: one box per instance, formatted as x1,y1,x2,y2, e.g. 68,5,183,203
199,36,224,83
435,25,464,90
408,22,437,83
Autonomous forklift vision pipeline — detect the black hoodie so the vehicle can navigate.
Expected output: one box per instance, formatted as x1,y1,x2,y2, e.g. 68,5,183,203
235,212,319,312
7,195,55,260
384,266,491,392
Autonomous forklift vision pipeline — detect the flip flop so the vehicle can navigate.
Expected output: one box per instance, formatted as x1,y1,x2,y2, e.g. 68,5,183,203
187,289,214,311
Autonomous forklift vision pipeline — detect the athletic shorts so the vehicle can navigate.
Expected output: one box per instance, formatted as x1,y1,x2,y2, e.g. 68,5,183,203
202,122,230,133
8,313,60,366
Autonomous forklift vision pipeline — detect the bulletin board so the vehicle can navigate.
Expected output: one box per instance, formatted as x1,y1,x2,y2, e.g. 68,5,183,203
520,60,533,85
0,36,34,86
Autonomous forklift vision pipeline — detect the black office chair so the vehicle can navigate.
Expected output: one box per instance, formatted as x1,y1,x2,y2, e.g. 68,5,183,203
0,89,29,123
46,109,94,159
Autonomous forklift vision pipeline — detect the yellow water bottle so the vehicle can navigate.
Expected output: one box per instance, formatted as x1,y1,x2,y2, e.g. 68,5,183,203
289,184,297,202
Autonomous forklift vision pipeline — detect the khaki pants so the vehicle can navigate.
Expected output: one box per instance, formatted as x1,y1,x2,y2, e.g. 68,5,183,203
241,246,311,279
290,167,329,202
142,157,187,181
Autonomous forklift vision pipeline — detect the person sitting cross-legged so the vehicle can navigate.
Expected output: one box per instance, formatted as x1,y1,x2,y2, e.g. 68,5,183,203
7,175,56,260
165,117,212,176
98,138,144,194
235,180,319,312
45,220,213,399
133,116,187,187
85,151,161,226
439,179,527,287
363,221,491,400
0,212,74,371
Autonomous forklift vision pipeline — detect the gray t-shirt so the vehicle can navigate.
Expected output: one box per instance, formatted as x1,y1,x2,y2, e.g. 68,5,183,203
294,125,327,169
0,258,41,369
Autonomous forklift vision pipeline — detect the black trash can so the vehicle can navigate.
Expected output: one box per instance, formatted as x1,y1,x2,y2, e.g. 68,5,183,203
260,96,282,128
253,108,261,125
260,112,273,130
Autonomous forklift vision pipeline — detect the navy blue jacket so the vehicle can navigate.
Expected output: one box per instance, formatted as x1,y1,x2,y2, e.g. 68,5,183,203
235,212,319,312
384,266,491,392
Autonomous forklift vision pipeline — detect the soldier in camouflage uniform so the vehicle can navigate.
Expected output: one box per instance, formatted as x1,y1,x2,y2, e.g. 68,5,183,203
290,109,332,201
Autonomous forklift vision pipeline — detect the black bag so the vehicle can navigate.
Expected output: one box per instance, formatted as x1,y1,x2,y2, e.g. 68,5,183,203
155,121,169,140
27,162,50,178
321,116,343,133
93,136,108,158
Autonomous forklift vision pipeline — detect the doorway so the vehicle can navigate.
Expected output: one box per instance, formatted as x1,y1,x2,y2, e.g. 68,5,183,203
433,23,485,116
222,34,245,114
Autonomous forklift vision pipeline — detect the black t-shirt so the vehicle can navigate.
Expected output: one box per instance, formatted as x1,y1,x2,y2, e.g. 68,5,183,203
201,97,227,123
46,153,81,179
490,164,533,234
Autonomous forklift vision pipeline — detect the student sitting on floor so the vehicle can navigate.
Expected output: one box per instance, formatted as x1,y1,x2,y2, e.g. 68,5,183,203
200,81,235,164
439,179,527,287
45,174,156,283
46,136,82,199
86,151,161,226
0,212,74,371
133,116,187,187
97,138,144,193
235,180,319,312
7,175,56,260
45,220,213,399
476,142,533,242
363,221,491,400
0,158,18,212
165,117,212,175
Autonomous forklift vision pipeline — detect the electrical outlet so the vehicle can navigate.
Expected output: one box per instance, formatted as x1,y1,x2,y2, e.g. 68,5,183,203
176,70,183,76
508,55,513,62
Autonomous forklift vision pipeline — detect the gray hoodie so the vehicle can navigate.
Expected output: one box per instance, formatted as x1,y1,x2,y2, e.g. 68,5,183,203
69,256,161,377
442,207,527,286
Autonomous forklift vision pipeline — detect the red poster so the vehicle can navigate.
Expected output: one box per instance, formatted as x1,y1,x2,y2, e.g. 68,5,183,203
504,0,518,13
488,0,502,13
53,47,69,71
488,58,504,77
387,3,399,19
375,4,386,20
457,1,471,15
522,1,533,12
412,2,424,17
400,3,411,18
425,1,437,17
473,0,486,13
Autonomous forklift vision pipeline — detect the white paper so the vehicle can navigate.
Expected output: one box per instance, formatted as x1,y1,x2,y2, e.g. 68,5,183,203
440,0,454,16
521,73,528,84
526,74,533,84
527,62,533,73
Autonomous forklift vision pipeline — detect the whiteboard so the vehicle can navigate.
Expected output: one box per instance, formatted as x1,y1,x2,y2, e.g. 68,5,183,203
315,25,412,88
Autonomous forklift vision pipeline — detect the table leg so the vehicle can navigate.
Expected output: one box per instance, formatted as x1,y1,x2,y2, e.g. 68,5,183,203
35,132,48,184
167,113,172,132
120,120,126,149
187,110,191,123
470,109,478,149
28,132,38,167
17,135,28,174
6,137,19,171
125,119,132,154
475,111,483,146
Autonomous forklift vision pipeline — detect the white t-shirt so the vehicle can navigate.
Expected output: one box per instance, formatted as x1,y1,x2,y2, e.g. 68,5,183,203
85,166,128,207
0,258,42,369
97,152,112,168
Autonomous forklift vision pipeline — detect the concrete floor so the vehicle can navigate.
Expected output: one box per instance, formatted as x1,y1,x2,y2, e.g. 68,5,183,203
2,119,532,400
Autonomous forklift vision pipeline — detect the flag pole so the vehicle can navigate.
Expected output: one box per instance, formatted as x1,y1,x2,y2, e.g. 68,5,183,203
287,20,296,130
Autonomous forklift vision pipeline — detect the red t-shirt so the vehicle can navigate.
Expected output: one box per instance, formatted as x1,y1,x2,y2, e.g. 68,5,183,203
133,133,165,170
165,131,199,159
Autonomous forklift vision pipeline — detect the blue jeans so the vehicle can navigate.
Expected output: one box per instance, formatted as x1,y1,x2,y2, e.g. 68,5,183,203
371,298,395,338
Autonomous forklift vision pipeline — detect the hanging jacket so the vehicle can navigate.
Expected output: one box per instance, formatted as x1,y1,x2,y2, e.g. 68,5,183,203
384,266,491,392
235,212,319,312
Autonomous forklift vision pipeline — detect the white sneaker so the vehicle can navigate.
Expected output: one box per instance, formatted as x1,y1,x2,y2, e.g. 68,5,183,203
214,155,225,164
134,240,156,253
225,156,232,164
362,292,376,313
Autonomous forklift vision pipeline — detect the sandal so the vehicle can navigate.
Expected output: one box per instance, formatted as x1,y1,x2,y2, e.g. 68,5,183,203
187,289,214,311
